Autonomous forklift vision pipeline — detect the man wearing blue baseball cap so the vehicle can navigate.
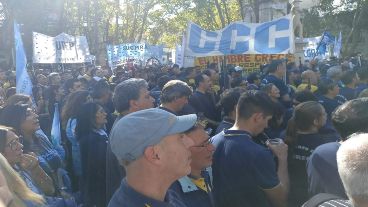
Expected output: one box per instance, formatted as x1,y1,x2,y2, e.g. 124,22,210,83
108,108,197,207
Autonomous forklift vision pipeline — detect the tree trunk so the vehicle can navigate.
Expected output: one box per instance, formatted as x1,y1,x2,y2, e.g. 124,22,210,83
137,7,150,42
129,5,139,42
343,0,365,56
238,0,245,20
221,0,230,24
214,0,226,28
115,0,120,43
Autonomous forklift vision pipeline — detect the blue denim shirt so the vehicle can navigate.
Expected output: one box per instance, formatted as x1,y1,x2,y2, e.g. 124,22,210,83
66,118,82,176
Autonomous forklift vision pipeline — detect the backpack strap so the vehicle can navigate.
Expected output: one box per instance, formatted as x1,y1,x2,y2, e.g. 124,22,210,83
302,193,344,207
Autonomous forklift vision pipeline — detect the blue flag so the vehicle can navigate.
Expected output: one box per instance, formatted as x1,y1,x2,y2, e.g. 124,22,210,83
51,103,65,159
316,31,335,56
14,21,32,95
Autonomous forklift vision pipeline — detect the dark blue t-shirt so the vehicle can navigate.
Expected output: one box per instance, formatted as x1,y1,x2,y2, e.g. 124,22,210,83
262,74,289,97
339,87,357,101
306,142,347,198
211,130,280,207
356,83,368,95
188,91,220,122
318,95,340,119
108,179,186,207
288,133,329,206
215,118,234,134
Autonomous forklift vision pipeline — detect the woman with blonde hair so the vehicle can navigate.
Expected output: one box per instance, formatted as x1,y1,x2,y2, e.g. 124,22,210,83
0,153,45,207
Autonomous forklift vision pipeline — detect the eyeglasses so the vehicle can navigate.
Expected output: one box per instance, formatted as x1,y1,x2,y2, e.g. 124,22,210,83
192,137,213,148
6,137,23,151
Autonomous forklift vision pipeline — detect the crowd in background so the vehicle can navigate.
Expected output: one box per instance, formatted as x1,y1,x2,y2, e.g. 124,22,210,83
0,54,368,207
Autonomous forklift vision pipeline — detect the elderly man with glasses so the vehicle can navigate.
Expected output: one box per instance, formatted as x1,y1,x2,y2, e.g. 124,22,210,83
169,123,215,207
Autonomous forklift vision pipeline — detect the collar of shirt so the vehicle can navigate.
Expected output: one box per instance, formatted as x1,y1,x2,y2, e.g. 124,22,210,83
93,128,108,136
224,129,252,138
222,117,235,125
178,169,212,193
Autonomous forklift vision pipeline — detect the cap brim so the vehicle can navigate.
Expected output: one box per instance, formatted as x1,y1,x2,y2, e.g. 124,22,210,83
167,114,197,135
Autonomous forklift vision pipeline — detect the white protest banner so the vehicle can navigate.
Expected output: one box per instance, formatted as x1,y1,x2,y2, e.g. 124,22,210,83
33,32,90,64
106,43,164,68
185,15,294,57
106,43,147,68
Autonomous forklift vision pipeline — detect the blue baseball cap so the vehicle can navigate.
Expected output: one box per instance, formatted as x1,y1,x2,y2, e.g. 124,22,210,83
110,108,197,162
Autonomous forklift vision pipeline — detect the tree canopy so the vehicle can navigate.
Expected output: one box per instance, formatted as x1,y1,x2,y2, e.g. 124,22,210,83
0,0,367,66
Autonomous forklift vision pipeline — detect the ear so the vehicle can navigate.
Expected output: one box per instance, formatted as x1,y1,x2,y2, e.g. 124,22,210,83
129,99,139,110
252,113,263,123
143,146,161,165
313,118,320,126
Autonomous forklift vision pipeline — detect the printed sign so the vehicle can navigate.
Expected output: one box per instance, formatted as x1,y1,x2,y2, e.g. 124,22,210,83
33,32,90,63
185,15,294,57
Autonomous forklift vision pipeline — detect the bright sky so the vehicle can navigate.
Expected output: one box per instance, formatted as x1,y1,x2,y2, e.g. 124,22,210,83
290,0,342,9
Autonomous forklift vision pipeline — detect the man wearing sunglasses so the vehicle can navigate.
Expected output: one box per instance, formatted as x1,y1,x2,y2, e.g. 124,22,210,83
169,124,215,207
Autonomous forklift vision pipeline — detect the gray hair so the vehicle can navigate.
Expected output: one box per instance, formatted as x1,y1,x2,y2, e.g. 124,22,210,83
160,80,192,104
113,78,148,113
337,133,368,203
327,66,342,80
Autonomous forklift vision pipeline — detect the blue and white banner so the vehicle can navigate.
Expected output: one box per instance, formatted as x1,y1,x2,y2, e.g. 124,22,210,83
185,15,294,57
107,43,164,68
175,44,184,68
302,36,326,60
14,21,33,96
33,32,90,64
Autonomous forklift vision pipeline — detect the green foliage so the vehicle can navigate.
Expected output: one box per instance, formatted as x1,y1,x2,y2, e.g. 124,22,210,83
1,0,367,65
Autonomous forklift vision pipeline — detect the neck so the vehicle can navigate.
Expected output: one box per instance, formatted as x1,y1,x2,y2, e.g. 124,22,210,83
160,103,178,113
325,93,335,99
126,167,174,201
121,108,137,116
190,168,202,178
271,72,282,79
22,130,34,141
297,127,319,134
231,120,257,136
346,83,355,89
271,97,279,102
197,88,206,94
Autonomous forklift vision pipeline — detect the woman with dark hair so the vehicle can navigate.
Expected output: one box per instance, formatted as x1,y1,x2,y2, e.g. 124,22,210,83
0,125,54,202
285,101,331,206
0,104,66,196
61,90,90,189
0,126,77,206
76,102,108,207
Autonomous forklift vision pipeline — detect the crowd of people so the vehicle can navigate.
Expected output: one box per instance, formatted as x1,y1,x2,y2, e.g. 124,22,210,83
0,55,368,207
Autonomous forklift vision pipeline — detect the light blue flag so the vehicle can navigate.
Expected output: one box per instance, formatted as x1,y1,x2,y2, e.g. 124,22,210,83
14,21,32,95
51,103,65,159
316,31,335,56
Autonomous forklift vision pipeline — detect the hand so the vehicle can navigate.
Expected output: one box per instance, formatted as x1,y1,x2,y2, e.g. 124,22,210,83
267,142,288,161
19,153,39,171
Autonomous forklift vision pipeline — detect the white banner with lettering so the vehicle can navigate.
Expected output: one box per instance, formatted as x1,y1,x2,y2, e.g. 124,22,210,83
185,15,294,57
33,32,90,63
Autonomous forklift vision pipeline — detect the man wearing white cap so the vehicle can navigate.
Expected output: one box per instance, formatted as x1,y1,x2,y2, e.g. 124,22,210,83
108,108,197,207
